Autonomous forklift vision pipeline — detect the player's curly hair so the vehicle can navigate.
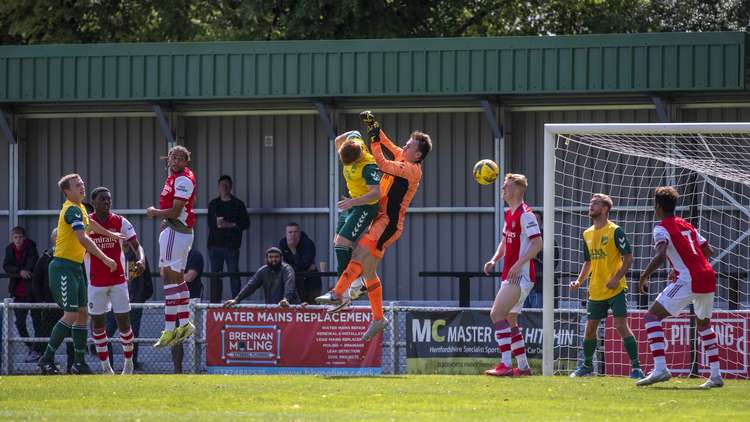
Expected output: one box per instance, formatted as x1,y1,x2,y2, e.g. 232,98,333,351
167,145,191,162
655,186,679,213
338,140,362,165
411,131,432,163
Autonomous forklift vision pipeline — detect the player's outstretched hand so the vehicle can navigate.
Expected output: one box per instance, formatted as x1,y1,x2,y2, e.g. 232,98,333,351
483,260,496,276
108,230,127,240
360,110,377,127
146,207,159,218
638,276,649,295
223,299,237,308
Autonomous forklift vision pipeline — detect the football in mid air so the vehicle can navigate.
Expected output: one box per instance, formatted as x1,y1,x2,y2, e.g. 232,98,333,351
473,159,499,185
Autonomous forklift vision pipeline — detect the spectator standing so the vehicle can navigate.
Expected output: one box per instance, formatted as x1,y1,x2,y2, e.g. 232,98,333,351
223,247,298,307
3,226,40,361
30,228,74,371
207,175,249,302
278,223,321,304
172,248,204,373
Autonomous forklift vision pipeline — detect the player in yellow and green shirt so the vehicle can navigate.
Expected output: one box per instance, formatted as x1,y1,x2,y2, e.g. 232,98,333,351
330,130,381,307
570,193,644,379
38,174,123,375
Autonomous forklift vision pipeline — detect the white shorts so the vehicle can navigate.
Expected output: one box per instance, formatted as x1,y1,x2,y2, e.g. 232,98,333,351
500,276,534,314
88,282,131,315
656,279,715,320
159,227,193,272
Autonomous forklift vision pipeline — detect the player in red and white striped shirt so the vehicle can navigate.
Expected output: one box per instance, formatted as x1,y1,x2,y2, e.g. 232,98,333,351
147,145,197,348
637,186,723,389
483,174,543,377
86,187,145,375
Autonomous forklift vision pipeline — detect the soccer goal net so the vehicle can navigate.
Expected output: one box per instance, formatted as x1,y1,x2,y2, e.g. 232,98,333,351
542,123,750,379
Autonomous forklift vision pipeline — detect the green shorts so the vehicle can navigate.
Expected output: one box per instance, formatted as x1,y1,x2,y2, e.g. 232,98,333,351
48,258,87,312
336,203,379,242
587,290,628,320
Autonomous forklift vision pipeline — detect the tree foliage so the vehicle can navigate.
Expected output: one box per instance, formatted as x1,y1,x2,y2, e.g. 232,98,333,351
1,0,748,45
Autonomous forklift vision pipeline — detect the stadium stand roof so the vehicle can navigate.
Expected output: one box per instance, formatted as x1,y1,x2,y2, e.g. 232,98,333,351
0,32,747,103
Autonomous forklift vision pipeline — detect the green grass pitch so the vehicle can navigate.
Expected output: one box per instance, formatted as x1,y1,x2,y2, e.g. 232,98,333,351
1,375,747,421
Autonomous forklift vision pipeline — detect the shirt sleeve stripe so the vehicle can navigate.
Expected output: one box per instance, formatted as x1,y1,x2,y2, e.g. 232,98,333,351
71,221,85,230
528,233,542,239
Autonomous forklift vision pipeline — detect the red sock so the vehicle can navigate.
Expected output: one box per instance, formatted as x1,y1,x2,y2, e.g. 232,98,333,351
333,260,363,296
365,276,384,320
92,328,109,362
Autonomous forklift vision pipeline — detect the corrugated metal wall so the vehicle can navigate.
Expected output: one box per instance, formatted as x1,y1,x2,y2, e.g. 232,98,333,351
4,104,749,303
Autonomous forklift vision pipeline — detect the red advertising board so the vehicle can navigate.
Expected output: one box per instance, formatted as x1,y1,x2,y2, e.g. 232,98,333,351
205,307,383,374
604,311,749,378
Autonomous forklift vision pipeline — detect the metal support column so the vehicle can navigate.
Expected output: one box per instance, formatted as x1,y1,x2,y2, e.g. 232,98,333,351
313,102,338,276
481,100,504,294
0,110,18,231
152,103,176,149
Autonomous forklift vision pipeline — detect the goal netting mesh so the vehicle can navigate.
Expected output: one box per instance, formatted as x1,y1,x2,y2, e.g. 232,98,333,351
551,127,750,379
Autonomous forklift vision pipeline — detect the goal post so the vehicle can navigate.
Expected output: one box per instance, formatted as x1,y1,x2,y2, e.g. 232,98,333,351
542,122,750,377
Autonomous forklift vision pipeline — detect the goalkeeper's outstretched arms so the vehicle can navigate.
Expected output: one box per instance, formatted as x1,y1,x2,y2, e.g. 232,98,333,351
361,110,403,158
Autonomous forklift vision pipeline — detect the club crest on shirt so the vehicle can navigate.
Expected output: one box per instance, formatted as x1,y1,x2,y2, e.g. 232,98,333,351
601,235,609,246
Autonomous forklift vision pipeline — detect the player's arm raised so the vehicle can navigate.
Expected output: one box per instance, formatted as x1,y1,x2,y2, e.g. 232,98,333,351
370,140,416,180
335,131,357,151
484,237,505,275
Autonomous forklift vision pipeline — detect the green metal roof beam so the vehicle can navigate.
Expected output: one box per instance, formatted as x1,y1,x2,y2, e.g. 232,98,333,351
0,32,746,103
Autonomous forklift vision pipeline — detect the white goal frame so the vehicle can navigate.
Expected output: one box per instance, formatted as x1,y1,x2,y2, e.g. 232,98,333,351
542,122,750,376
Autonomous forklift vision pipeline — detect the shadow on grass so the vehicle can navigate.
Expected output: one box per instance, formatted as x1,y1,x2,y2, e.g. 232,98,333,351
321,375,409,380
651,385,707,391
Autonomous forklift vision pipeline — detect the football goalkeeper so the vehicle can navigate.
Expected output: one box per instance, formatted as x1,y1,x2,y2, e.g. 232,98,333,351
317,111,432,341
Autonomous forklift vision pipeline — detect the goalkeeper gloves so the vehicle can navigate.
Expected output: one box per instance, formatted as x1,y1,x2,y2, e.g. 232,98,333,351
360,110,380,143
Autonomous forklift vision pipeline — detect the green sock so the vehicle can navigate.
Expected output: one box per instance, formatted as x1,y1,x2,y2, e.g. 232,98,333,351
42,320,72,362
72,325,89,364
583,338,597,367
335,245,352,276
623,335,640,369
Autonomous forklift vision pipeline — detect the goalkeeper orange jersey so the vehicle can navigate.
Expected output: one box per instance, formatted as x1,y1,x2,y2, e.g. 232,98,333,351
359,130,422,259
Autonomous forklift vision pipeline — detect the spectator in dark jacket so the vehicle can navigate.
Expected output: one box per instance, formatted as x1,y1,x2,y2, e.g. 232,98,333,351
207,175,250,301
278,223,321,304
3,226,40,360
223,247,298,307
30,228,74,369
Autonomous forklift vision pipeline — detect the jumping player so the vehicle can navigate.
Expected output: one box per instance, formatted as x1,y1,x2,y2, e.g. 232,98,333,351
146,145,197,348
38,174,121,375
570,194,643,379
637,187,723,388
483,173,543,377
86,187,145,375
317,111,432,341
331,130,381,309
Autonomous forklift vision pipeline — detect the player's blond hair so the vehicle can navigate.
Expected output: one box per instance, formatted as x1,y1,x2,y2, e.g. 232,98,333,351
504,173,528,190
591,193,613,211
58,173,81,192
